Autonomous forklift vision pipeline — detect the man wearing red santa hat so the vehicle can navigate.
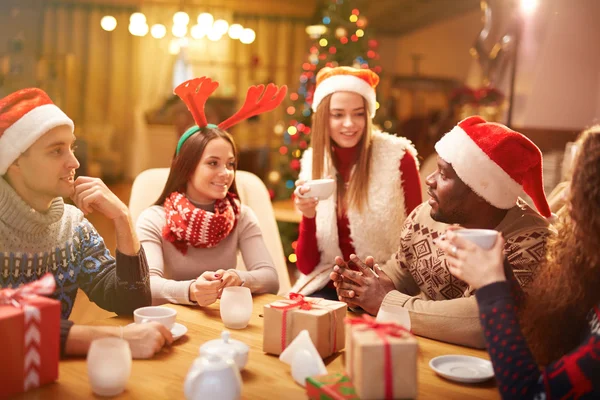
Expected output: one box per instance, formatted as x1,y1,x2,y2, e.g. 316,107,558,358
332,116,553,348
0,88,172,358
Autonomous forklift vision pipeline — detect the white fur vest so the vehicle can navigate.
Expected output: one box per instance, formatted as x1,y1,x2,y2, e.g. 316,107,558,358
290,131,418,295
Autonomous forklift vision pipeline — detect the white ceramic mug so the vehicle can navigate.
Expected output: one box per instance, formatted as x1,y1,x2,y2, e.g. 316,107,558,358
133,306,177,330
295,178,335,200
455,229,498,250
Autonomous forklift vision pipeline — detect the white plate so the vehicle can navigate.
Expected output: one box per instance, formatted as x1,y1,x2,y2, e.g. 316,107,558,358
126,322,188,341
429,355,494,383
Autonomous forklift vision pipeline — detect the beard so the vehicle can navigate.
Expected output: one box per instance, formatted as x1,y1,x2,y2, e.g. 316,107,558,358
519,218,600,366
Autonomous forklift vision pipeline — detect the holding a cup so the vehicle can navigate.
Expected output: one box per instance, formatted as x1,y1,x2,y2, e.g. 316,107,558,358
134,306,177,330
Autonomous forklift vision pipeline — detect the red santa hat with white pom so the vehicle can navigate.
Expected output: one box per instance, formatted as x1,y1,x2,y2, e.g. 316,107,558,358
0,88,74,175
435,116,552,218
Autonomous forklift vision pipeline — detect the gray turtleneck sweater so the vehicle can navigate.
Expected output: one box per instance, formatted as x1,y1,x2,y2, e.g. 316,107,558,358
0,177,151,355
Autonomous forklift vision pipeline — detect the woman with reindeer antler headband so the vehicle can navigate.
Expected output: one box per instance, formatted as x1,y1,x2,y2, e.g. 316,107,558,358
136,77,286,306
291,67,423,299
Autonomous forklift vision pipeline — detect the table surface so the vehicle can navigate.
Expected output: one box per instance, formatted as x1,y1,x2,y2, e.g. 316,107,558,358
19,294,499,399
272,199,301,224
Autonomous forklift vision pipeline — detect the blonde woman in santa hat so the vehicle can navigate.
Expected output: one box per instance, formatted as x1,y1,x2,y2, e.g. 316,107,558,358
437,126,600,398
291,66,422,299
136,77,284,306
0,88,172,359
331,116,553,348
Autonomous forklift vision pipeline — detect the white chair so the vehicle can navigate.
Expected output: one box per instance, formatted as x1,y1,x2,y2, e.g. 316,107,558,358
129,168,291,294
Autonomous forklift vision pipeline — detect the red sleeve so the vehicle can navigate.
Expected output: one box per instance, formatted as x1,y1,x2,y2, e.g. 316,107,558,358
295,215,321,275
400,151,423,216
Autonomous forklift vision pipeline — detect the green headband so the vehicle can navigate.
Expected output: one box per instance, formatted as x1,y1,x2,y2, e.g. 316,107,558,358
176,123,218,155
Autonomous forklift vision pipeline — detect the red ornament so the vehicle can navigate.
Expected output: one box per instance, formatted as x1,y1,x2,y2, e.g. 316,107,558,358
368,39,379,48
302,63,311,71
300,140,308,149
352,8,360,16
304,126,311,134
297,123,305,132
329,46,337,54
319,54,327,60
340,36,348,44
367,50,376,59
351,34,358,42
290,159,301,170
279,146,288,155
290,93,299,101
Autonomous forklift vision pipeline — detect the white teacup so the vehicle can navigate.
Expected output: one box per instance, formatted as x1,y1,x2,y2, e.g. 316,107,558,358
296,178,335,200
133,306,177,330
455,229,498,250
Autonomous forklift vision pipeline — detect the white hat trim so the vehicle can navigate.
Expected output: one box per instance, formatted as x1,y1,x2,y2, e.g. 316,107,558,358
0,104,74,175
311,75,376,118
434,125,523,209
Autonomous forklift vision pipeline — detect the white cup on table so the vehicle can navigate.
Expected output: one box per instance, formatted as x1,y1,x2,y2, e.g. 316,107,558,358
454,229,498,250
133,306,177,330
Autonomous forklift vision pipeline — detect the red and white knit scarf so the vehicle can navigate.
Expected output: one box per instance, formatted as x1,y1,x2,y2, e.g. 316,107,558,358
162,191,240,254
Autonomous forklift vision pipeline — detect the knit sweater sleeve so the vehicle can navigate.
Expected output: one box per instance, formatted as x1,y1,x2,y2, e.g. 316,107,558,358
75,219,151,315
476,282,600,399
231,206,279,294
399,151,422,216
295,215,321,275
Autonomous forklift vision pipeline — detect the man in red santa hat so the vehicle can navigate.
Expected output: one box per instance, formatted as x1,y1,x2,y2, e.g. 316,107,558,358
332,116,553,348
0,88,172,358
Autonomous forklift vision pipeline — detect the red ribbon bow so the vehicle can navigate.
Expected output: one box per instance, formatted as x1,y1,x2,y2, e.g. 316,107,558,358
0,273,56,308
271,293,338,354
347,315,412,399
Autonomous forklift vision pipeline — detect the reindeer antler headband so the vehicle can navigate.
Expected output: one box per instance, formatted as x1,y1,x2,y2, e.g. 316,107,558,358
174,77,288,154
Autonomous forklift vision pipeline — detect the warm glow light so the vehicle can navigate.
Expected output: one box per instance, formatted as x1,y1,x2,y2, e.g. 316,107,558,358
213,19,229,35
287,126,297,135
375,101,380,110
172,24,188,38
173,11,190,26
190,25,206,39
239,28,255,44
168,39,180,55
520,0,538,14
349,15,358,23
129,12,146,25
101,16,117,32
129,23,148,37
228,24,244,39
305,24,327,39
150,24,166,39
288,253,297,263
197,12,214,27
356,29,364,37
319,38,328,47
207,29,222,41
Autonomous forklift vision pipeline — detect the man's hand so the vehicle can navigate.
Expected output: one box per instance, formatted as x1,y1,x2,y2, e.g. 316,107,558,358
71,176,128,220
331,254,396,315
123,322,173,359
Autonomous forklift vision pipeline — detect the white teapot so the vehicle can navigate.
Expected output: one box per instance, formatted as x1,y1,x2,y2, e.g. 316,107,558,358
184,352,242,400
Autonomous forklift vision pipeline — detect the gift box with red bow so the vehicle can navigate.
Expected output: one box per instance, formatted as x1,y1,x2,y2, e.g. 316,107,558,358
345,315,418,399
263,293,346,358
306,373,360,400
0,274,61,399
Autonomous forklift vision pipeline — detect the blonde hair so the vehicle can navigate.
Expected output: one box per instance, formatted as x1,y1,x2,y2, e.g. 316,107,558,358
310,93,373,214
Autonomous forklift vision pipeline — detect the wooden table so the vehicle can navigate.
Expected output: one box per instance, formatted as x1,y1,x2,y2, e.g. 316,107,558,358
272,199,301,224
20,295,499,399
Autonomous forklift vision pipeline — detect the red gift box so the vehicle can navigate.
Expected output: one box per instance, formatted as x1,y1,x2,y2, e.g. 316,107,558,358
0,274,61,399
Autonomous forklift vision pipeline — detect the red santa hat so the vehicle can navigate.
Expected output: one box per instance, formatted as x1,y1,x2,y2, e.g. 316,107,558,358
0,88,74,175
434,116,551,218
311,66,379,118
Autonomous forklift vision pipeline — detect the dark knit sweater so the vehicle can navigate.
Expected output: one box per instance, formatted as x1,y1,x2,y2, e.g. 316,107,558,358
476,281,600,399
0,177,151,355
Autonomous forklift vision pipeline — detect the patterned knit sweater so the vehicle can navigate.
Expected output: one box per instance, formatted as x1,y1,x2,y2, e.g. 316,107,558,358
381,200,551,348
0,177,151,354
477,282,600,399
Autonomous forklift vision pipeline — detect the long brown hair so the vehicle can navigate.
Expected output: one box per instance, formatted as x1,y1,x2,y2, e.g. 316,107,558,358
155,127,239,205
520,126,600,366
310,94,373,214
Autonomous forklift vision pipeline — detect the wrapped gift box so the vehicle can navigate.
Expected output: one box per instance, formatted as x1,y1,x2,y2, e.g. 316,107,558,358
263,294,346,358
306,373,360,400
0,275,61,399
345,315,418,399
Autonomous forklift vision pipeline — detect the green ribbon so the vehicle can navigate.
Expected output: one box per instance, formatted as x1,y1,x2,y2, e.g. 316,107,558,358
176,123,218,155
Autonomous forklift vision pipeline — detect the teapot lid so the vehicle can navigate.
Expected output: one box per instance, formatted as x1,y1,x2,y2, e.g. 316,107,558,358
199,331,249,358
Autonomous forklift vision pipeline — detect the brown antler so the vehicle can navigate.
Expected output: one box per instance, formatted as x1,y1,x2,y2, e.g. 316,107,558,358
174,77,219,128
218,83,288,130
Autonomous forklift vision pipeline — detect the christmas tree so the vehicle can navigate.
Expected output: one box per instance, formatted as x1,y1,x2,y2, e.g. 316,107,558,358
267,0,382,267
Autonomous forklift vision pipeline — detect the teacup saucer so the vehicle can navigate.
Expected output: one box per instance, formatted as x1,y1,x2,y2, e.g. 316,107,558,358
126,322,188,341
